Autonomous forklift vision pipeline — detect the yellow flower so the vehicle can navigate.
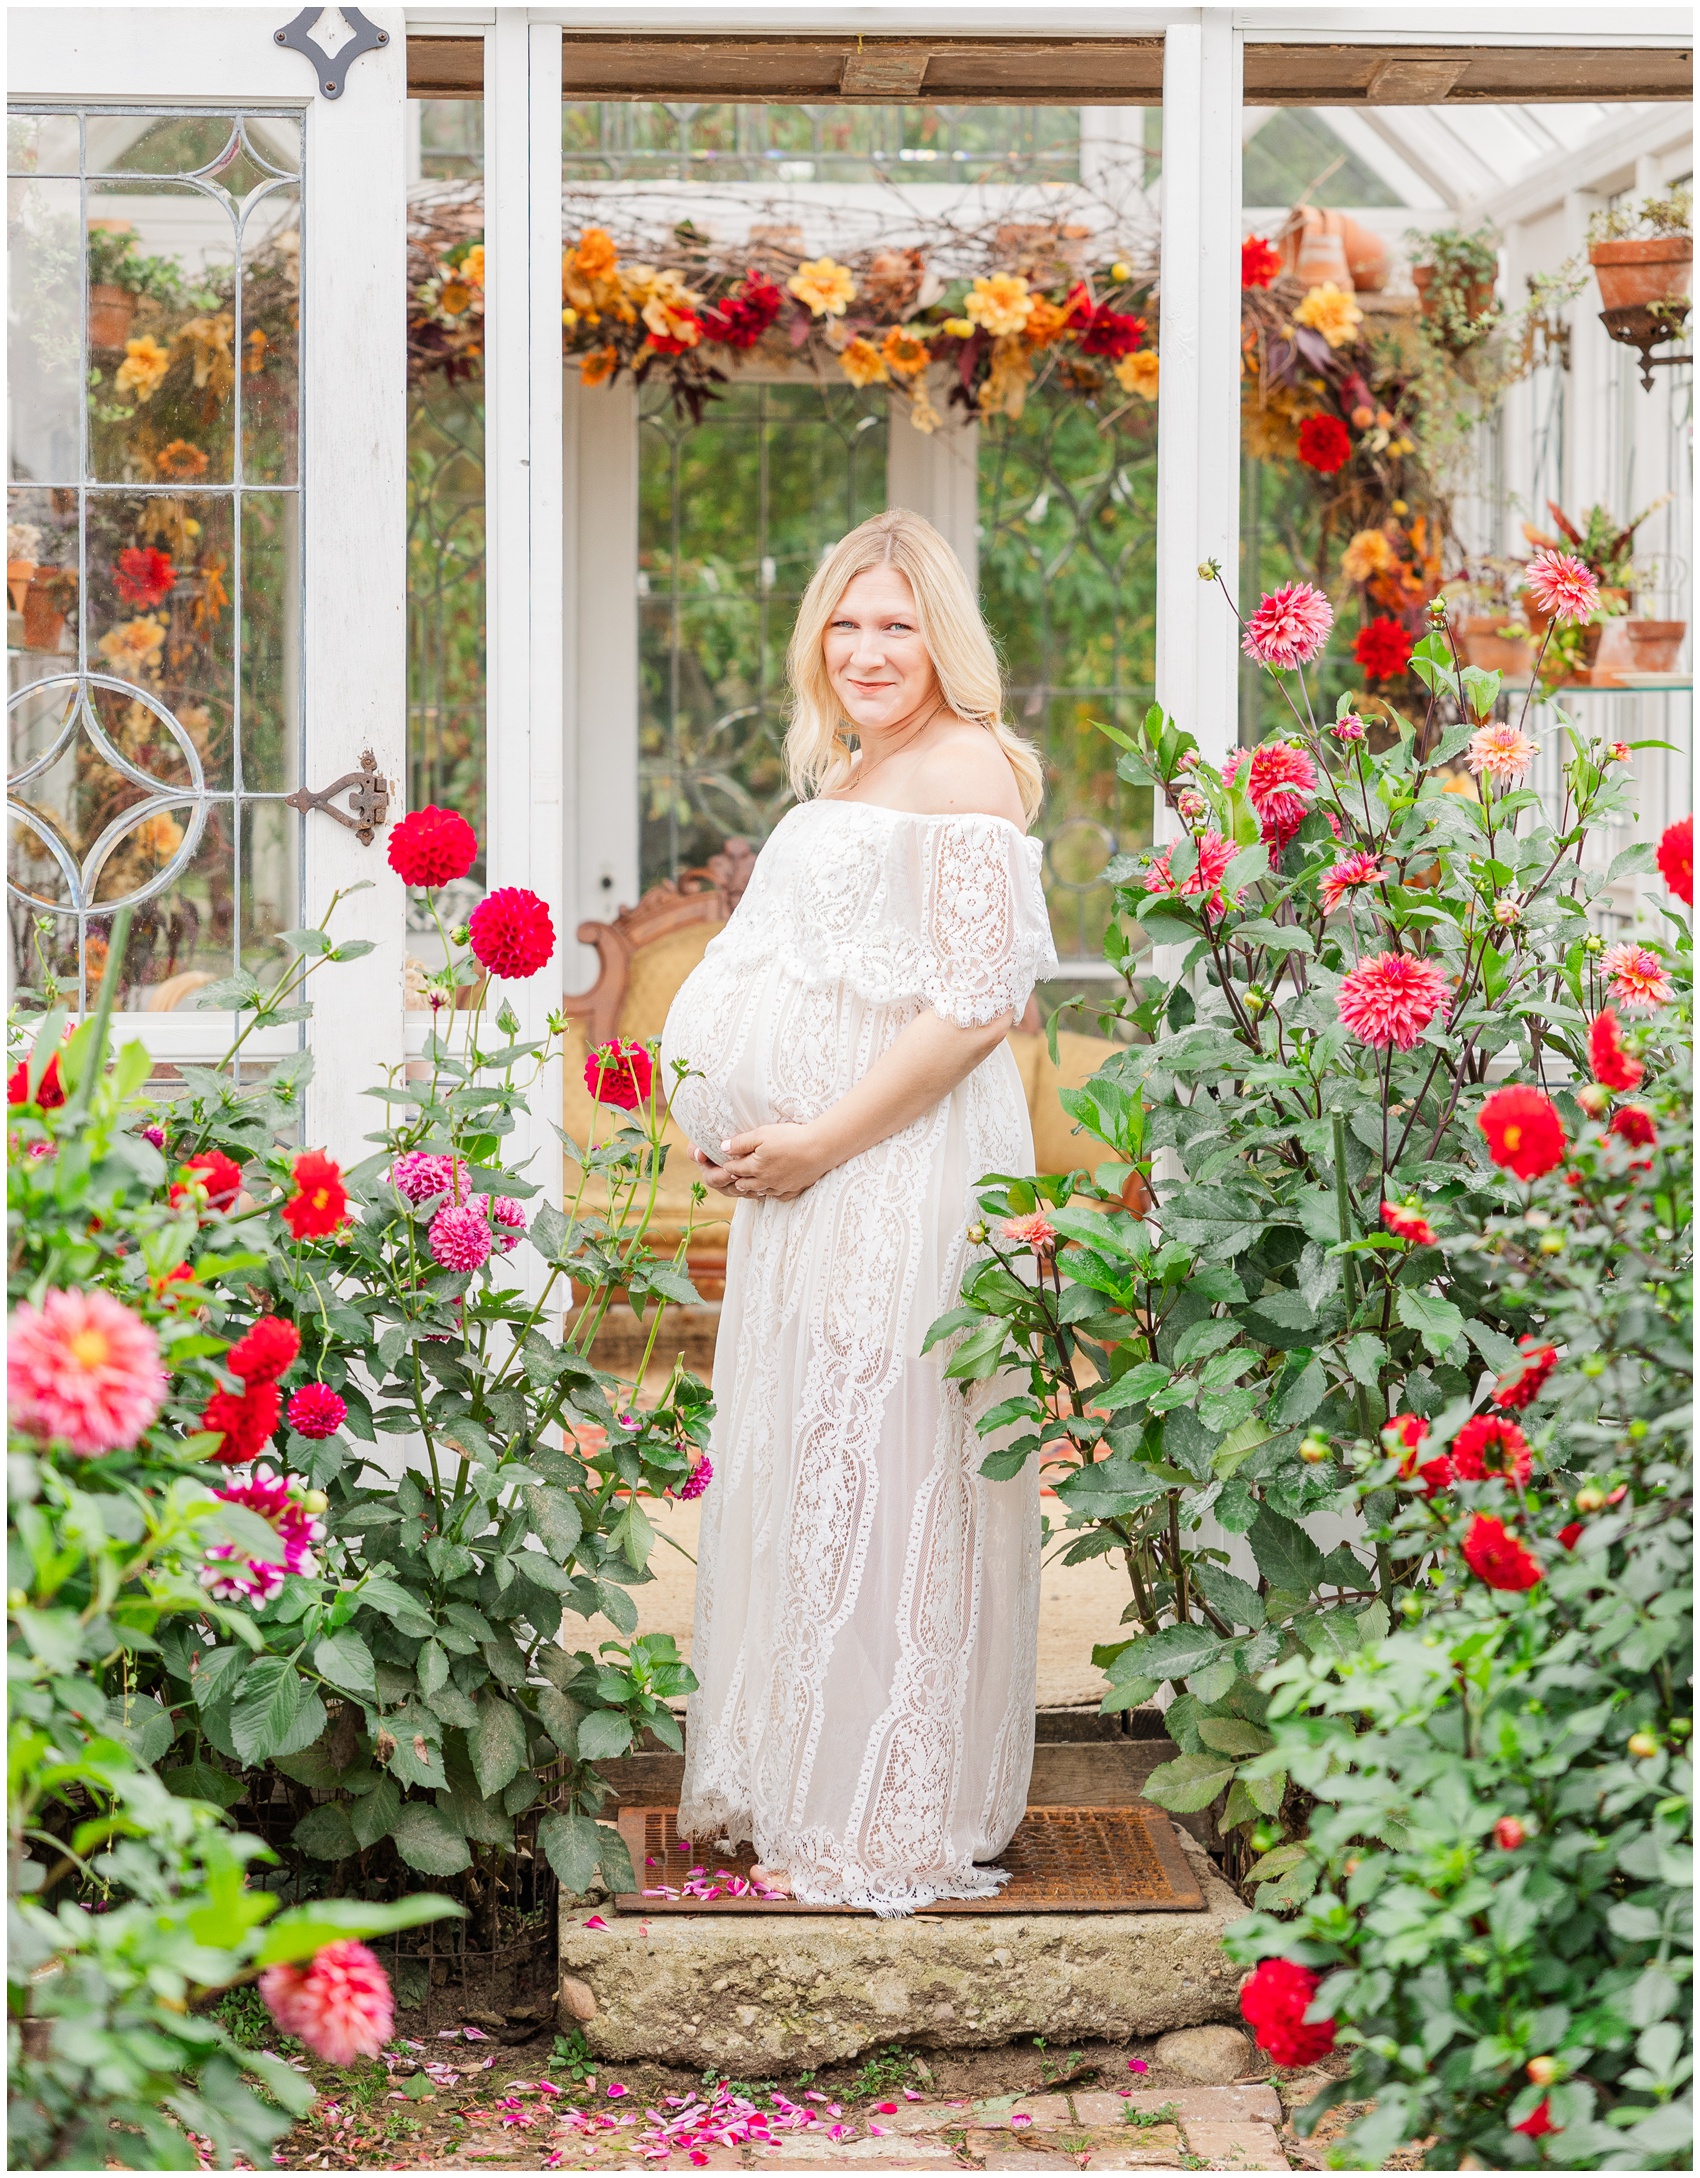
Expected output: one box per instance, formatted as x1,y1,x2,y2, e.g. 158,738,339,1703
1114,350,1160,401
636,269,703,346
572,228,618,283
439,281,472,317
1293,282,1363,350
942,316,975,339
838,337,888,388
1342,528,1397,583
97,614,166,674
964,272,1035,339
114,335,170,402
880,325,931,378
579,345,618,388
787,257,856,318
462,243,485,288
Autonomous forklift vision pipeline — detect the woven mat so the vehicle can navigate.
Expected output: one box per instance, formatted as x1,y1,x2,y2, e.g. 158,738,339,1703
612,1804,1206,1915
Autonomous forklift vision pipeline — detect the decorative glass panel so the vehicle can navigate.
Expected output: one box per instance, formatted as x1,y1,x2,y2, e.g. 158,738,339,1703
980,388,1158,966
637,378,887,888
564,102,1080,186
7,107,302,1013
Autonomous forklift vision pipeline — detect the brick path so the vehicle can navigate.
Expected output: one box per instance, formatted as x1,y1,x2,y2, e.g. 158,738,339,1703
454,2084,1291,2171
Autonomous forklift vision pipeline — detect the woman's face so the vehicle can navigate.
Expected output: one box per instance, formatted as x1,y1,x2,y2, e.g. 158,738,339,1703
822,565,940,734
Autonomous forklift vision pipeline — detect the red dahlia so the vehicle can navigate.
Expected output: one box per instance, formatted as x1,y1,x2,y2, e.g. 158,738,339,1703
1492,1336,1558,1412
1656,813,1692,905
1452,1413,1532,1486
387,804,478,888
114,545,176,608
1477,1086,1566,1180
287,1382,348,1440
283,1150,348,1240
1241,235,1282,289
701,271,785,349
584,1039,654,1110
1513,2101,1559,2138
1297,414,1352,475
468,887,555,980
7,1050,64,1108
1462,1513,1543,1592
226,1315,300,1385
1353,616,1415,682
202,1378,281,1464
1382,1200,1438,1246
1493,1816,1526,1850
1610,1103,1657,1148
1077,304,1145,359
1588,1007,1643,1092
1239,1958,1337,2067
171,1149,244,1211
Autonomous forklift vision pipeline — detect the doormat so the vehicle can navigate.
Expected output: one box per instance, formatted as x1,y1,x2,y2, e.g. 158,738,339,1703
612,1804,1206,1915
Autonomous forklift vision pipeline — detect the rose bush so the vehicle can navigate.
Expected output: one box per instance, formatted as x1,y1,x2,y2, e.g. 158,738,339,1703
1228,1060,1692,2170
932,568,1688,1868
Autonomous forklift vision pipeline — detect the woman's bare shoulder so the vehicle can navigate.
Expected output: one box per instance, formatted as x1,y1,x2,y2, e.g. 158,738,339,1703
909,722,1027,828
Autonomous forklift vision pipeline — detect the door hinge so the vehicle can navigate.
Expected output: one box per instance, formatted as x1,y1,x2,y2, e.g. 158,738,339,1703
285,750,393,844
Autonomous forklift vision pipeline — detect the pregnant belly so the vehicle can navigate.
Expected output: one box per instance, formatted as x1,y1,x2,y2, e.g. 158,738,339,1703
658,956,746,1155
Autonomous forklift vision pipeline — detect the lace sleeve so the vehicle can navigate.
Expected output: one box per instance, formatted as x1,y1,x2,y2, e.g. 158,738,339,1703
923,817,1058,1029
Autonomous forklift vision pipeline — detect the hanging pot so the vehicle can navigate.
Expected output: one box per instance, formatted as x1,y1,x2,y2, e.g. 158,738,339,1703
88,283,137,350
1589,237,1692,314
1412,263,1498,333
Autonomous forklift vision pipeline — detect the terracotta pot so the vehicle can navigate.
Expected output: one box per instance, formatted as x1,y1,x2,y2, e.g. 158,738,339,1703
1339,214,1390,294
1412,262,1498,334
21,582,66,652
1599,620,1690,679
88,283,136,349
1457,619,1536,679
1522,584,1630,637
1589,237,1693,314
1278,207,1387,293
7,558,36,611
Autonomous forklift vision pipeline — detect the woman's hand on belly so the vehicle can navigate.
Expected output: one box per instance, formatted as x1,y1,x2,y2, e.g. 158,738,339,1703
711,1123,833,1202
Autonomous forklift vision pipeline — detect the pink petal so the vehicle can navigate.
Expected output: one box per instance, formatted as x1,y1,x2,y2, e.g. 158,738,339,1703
583,1915,610,1930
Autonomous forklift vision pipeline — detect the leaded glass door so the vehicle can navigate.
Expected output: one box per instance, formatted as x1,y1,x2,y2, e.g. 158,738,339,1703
7,11,407,1151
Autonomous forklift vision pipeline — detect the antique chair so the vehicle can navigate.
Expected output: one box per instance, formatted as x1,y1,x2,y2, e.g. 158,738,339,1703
559,835,1126,1309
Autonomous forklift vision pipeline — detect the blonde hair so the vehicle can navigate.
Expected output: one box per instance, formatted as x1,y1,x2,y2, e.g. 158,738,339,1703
783,508,1044,826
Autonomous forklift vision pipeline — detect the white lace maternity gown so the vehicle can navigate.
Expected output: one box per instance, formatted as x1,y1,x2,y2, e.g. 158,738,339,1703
658,800,1059,1915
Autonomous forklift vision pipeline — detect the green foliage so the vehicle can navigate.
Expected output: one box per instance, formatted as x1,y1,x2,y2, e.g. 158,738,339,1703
934,602,1688,1867
1227,1083,1692,2167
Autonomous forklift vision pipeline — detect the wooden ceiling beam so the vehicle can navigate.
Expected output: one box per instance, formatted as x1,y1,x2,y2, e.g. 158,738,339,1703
405,34,1691,108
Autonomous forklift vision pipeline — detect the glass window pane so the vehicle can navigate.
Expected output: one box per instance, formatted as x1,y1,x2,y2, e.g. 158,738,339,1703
8,112,80,177
8,176,82,484
240,180,300,485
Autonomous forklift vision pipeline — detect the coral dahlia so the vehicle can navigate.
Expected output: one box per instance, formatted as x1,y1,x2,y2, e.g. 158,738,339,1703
226,1314,300,1385
387,804,478,889
1001,1212,1058,1255
1477,1086,1566,1180
1523,549,1600,627
469,887,555,980
1588,1007,1643,1092
1656,813,1692,905
584,1040,654,1110
1239,1959,1337,2067
8,1289,166,1456
287,1383,348,1440
1601,942,1671,1013
261,1940,394,2067
1336,952,1451,1051
1452,1413,1532,1487
430,1202,493,1273
1491,1337,1558,1412
1242,584,1333,670
1462,1514,1543,1592
1144,829,1239,918
283,1150,348,1240
1465,721,1537,783
1320,851,1386,916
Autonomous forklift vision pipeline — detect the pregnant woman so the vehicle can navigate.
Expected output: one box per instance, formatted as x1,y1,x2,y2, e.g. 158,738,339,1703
659,508,1057,1914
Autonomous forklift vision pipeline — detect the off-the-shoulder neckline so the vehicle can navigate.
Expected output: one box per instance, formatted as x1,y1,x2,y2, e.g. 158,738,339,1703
802,799,1034,840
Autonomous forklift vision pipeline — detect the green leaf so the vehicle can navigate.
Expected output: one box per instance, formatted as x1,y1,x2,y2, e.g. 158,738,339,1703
536,1808,604,1894
523,1484,583,1560
1118,1621,1231,1683
1221,843,1269,896
418,1639,450,1699
1341,1332,1388,1388
351,1773,401,1850
1196,1718,1273,1757
576,1708,634,1762
1273,1355,1327,1428
229,1659,303,1765
536,1686,584,1759
1192,1564,1266,1630
160,1758,245,1809
1397,1287,1465,1358
1163,1186,1262,1260
1141,1753,1236,1812
1248,1507,1324,1598
293,1801,359,1861
255,1892,463,1966
470,1694,530,1798
314,1629,376,1698
390,1802,474,1876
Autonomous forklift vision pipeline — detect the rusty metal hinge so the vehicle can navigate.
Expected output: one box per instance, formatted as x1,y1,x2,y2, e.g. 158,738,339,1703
284,749,393,844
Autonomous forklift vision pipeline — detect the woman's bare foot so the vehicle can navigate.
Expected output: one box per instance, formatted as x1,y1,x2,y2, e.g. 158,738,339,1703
750,1862,792,1897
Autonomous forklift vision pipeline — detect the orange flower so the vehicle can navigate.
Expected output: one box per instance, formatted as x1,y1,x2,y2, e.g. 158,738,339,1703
243,326,268,374
1022,296,1073,350
155,439,209,481
579,344,618,388
572,227,618,282
880,325,931,378
838,337,888,388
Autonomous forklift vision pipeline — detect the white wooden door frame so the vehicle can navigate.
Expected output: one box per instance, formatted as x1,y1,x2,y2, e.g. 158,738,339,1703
7,7,408,1159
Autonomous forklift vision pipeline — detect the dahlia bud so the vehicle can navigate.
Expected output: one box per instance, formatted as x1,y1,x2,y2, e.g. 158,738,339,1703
1526,2056,1558,2087
1176,789,1207,820
1244,984,1268,1015
1493,1816,1526,1850
1299,1434,1331,1465
1582,932,1607,957
1580,1354,1605,1377
302,1489,330,1516
1574,1486,1606,1513
1627,1730,1661,1758
1198,558,1222,582
1575,1083,1611,1117
451,923,472,947
1538,1231,1565,1255
1343,1855,1362,1875
1492,893,1523,928
1425,597,1449,622
1605,741,1630,763
1176,749,1201,771
1628,1418,1649,1439
967,1221,988,1245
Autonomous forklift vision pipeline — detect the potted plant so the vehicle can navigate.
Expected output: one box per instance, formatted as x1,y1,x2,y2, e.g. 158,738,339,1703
1520,497,1685,681
1588,187,1692,314
1447,561,1538,680
1406,224,1501,350
86,221,185,348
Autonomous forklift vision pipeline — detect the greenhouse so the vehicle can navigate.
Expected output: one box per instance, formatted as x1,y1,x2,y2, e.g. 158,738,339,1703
6,6,1693,2173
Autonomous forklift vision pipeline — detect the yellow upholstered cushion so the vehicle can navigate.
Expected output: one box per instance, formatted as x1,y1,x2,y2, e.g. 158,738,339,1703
1015,1026,1125,1176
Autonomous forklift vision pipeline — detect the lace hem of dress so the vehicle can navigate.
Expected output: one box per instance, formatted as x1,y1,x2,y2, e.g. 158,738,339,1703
677,1788,1012,1918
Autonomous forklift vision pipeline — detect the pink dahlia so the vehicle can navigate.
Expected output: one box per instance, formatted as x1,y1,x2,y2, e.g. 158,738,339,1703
1242,583,1333,669
1330,713,1366,742
8,1289,166,1456
1001,1211,1058,1255
202,1463,325,1603
429,1201,493,1272
678,1456,713,1501
1336,951,1451,1051
1465,721,1538,783
1319,850,1386,916
483,1195,528,1252
1220,750,1248,789
1145,829,1238,918
1523,549,1600,627
287,1383,348,1440
1601,943,1671,1013
390,1150,467,1205
1246,741,1317,852
261,1940,394,2067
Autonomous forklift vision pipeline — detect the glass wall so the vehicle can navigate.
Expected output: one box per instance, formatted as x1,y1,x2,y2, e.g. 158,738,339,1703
563,102,1080,185
7,107,302,1013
